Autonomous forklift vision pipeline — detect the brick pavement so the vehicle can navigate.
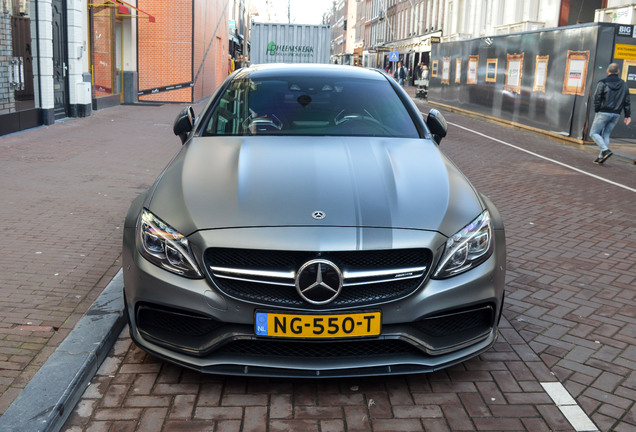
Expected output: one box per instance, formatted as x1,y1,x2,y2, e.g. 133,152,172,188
0,102,199,414
434,107,636,431
2,86,636,431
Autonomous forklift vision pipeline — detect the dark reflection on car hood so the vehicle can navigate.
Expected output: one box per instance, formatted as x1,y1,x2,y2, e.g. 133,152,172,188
147,136,483,237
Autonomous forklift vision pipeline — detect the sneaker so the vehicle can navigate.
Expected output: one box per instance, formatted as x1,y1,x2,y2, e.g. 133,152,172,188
598,150,613,164
593,156,603,164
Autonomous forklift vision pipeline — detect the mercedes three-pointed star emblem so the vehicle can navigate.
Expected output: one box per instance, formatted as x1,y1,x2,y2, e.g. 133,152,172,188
312,210,326,220
295,259,343,305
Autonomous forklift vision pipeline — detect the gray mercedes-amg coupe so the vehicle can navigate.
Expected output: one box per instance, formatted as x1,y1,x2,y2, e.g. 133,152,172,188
122,64,506,377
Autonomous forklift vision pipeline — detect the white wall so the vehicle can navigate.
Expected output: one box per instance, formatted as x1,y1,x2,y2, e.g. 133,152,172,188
31,0,53,109
67,0,88,106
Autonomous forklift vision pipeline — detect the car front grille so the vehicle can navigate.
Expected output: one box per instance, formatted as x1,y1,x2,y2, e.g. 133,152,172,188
203,248,432,307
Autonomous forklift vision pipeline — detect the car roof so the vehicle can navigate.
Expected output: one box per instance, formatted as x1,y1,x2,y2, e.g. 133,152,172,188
236,63,388,81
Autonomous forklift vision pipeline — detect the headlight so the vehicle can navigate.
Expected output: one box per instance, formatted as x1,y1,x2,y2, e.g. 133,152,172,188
433,210,493,279
136,209,202,278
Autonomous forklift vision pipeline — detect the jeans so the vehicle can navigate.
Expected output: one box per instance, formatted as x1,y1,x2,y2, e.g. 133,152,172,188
589,111,620,153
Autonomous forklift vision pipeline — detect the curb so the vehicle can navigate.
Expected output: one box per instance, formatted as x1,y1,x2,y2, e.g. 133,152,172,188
0,270,126,432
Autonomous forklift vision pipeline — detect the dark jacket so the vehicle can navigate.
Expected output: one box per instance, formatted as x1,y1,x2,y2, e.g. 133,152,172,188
393,66,407,80
594,74,631,118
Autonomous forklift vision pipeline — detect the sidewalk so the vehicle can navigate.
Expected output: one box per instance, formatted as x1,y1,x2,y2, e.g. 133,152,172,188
610,138,636,160
0,101,200,428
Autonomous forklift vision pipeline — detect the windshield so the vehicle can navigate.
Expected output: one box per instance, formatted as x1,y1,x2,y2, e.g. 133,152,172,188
200,76,420,138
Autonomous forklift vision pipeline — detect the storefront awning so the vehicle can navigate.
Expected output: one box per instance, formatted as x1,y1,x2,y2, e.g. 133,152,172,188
383,31,442,53
89,0,155,23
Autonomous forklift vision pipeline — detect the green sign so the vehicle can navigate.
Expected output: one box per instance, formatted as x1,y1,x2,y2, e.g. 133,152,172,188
266,41,315,58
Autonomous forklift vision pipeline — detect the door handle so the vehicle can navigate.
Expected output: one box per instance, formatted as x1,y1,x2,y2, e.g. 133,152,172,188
19,57,24,90
9,59,19,87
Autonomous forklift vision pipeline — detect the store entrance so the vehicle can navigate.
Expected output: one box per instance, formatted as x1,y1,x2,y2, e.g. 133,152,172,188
52,0,69,119
89,1,123,109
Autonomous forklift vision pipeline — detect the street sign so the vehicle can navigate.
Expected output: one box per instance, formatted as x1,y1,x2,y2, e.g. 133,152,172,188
389,51,399,62
615,43,636,60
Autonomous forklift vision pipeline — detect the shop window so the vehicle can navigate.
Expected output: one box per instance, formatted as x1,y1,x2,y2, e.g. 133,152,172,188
90,1,120,98
1,9,35,115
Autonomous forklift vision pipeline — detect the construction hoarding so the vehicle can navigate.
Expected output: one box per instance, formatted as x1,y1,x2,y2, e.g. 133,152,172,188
429,23,636,140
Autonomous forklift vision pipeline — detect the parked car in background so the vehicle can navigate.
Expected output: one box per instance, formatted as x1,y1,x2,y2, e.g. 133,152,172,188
122,64,506,377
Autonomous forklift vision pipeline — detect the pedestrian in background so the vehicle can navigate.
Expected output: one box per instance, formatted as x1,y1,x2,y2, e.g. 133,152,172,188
590,63,631,164
228,55,235,75
393,61,407,86
414,63,429,99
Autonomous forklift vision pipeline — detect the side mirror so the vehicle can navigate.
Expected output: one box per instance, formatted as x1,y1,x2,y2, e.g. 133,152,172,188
173,106,195,144
426,108,448,144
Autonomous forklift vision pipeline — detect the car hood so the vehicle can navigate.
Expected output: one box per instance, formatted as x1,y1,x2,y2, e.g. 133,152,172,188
147,136,483,237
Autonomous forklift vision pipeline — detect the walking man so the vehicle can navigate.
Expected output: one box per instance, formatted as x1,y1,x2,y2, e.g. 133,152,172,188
590,63,631,164
393,61,408,86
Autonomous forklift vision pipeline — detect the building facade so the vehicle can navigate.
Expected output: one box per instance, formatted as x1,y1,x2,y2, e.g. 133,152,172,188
229,0,250,66
596,0,636,24
324,0,636,81
330,0,347,63
1,0,93,136
1,0,229,137
324,0,447,71
135,0,229,103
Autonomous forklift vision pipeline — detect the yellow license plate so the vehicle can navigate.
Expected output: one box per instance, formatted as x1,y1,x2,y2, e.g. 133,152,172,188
255,311,381,338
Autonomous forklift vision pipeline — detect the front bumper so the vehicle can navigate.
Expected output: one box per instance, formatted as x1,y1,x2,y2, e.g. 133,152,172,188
122,225,506,377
